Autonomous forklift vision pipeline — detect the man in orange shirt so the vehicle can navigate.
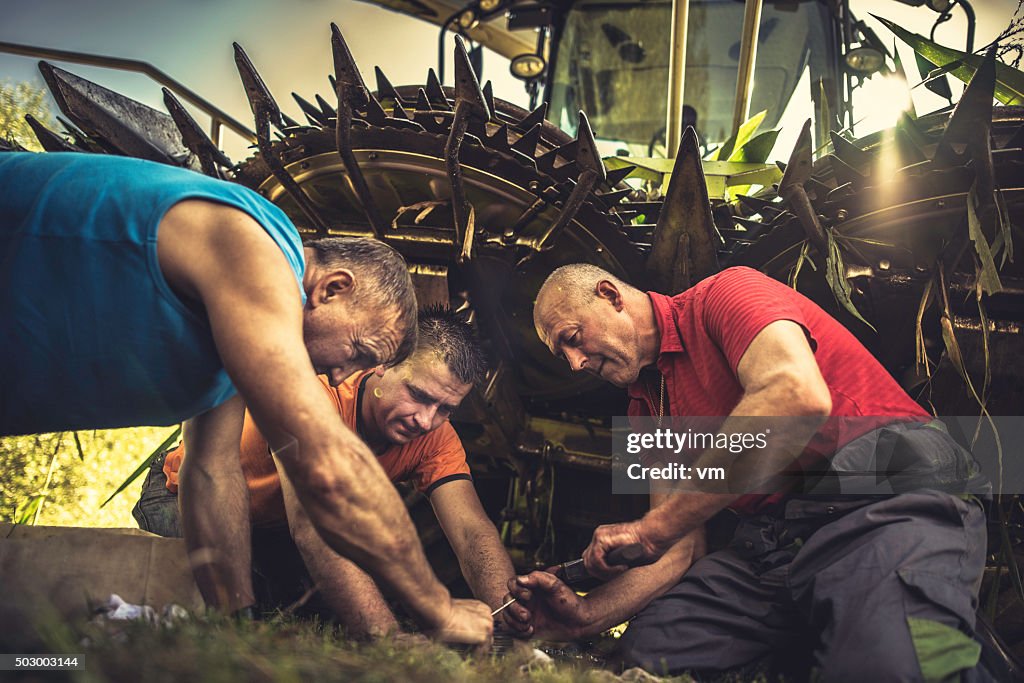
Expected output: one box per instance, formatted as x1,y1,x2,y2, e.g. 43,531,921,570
134,307,515,637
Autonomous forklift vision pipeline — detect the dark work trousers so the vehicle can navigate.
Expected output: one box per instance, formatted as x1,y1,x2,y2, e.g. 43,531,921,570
132,450,326,616
619,490,991,682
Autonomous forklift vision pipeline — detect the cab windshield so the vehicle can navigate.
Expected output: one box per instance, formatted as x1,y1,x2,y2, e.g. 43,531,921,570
549,0,837,154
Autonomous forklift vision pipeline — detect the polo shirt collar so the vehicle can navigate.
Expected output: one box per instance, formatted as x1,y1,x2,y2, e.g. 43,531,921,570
627,292,684,399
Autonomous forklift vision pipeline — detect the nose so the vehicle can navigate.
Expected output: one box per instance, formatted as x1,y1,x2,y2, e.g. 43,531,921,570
327,367,349,386
564,347,588,372
414,405,436,431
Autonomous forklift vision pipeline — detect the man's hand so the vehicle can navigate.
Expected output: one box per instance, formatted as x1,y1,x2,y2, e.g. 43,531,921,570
427,598,494,645
504,572,591,641
582,520,662,580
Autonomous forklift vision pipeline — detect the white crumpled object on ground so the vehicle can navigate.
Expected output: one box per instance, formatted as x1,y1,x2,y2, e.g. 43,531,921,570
89,594,189,629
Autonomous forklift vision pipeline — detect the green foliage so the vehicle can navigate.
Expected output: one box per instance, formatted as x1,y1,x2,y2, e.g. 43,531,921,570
874,15,1024,105
0,427,176,528
0,80,55,151
34,614,706,683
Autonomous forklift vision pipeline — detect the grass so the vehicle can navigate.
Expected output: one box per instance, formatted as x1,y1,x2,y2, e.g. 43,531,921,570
15,614,703,683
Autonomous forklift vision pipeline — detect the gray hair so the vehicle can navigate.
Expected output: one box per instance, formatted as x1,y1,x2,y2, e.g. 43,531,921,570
416,305,488,386
306,236,418,366
533,263,635,329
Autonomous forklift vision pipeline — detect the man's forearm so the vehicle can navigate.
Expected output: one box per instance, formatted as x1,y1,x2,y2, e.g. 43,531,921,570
457,528,516,609
179,450,254,611
576,534,703,637
271,422,452,629
277,464,399,637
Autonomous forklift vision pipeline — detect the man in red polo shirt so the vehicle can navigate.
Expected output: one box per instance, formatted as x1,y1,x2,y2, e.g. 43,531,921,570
508,264,990,680
134,308,515,637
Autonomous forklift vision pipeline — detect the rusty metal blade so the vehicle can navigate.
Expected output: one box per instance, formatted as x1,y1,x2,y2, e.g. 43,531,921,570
647,126,722,293
515,102,547,133
330,23,369,108
452,36,490,120
934,46,997,168
511,123,541,156
233,43,284,136
574,111,605,179
829,131,871,171
293,93,328,126
426,68,452,110
374,66,400,103
24,114,81,152
162,88,233,176
38,61,192,166
604,165,635,187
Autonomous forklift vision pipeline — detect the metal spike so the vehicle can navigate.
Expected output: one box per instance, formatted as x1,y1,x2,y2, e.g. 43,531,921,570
511,123,542,156
486,123,512,152
293,93,328,126
329,23,370,107
328,74,337,91
730,216,769,236
331,22,385,238
778,119,827,253
892,126,927,166
604,165,635,186
38,61,193,166
392,98,411,120
574,111,605,179
374,66,400,103
415,88,431,111
829,131,871,170
55,116,98,151
596,188,632,206
162,88,233,177
828,155,867,188
934,46,997,168
452,36,490,121
364,93,389,125
528,112,606,253
445,35,492,264
1003,123,1024,151
483,81,496,122
426,69,452,110
736,195,782,217
24,114,81,152
315,94,337,119
233,44,284,134
536,140,577,173
234,43,329,234
280,111,302,128
514,103,548,133
646,126,722,292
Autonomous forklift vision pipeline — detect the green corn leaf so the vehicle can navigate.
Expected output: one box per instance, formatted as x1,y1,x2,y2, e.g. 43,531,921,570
72,431,86,461
101,425,182,508
15,494,46,525
825,232,875,331
873,14,1024,105
716,110,767,162
730,129,780,164
967,182,1003,295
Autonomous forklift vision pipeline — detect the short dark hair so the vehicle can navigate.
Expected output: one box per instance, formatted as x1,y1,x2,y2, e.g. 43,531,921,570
416,305,488,386
306,236,417,366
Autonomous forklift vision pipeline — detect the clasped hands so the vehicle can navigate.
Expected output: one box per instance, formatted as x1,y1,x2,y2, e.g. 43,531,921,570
497,519,664,640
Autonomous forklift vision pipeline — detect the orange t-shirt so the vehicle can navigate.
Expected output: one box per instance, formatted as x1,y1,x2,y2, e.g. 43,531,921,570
163,370,471,527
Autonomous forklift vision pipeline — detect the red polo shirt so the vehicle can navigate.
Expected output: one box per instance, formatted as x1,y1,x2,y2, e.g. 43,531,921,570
627,267,929,513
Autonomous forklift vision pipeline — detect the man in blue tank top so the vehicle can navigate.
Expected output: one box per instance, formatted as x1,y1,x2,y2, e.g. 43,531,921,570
0,152,493,645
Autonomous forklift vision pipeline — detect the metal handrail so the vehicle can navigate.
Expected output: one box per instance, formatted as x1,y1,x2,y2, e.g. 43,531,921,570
0,40,256,147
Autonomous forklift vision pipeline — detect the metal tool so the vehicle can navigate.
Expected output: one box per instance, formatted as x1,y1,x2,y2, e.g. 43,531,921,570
491,596,517,617
554,543,653,586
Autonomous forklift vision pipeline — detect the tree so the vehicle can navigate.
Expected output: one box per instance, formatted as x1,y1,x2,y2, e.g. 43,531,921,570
0,80,56,151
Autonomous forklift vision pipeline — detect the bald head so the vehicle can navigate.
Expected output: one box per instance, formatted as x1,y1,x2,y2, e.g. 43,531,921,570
533,263,658,387
534,264,636,338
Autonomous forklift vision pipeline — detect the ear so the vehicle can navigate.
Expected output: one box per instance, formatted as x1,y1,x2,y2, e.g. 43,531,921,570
595,280,625,312
310,269,354,307
373,364,387,378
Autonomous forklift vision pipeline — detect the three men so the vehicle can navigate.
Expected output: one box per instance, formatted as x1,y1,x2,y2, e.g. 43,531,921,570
135,307,516,637
0,152,491,644
511,264,990,680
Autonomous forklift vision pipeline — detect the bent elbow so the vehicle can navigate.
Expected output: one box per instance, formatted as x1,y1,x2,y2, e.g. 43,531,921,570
777,373,832,418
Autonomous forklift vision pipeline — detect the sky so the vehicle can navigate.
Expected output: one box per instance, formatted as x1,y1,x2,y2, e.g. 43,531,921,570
0,0,1018,160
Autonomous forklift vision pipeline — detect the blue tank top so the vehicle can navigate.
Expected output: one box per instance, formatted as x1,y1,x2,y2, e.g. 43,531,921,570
0,152,305,435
